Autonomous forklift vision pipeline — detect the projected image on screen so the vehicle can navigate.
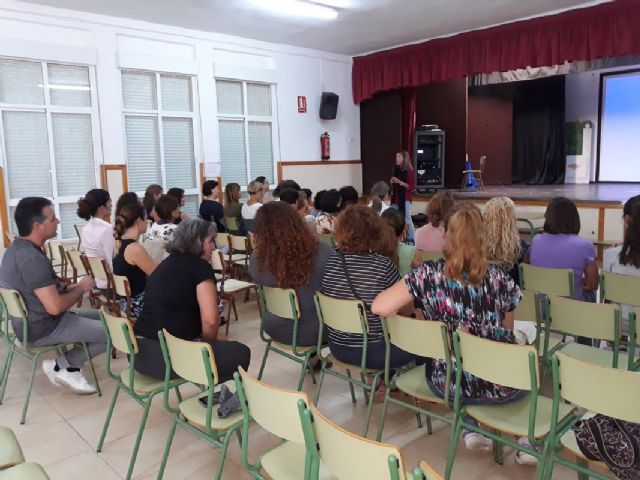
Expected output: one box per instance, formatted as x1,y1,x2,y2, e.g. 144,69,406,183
599,71,640,181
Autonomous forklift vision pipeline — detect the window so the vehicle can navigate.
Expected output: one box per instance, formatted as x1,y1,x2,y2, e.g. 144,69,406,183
0,58,100,239
215,79,276,187
122,70,199,216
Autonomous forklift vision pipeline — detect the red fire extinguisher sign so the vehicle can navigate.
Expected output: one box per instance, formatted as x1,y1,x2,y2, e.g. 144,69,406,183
320,132,330,160
297,96,307,113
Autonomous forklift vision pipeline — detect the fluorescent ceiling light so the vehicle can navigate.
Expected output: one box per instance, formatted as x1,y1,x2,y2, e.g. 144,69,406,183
310,0,351,7
38,84,90,91
247,0,338,20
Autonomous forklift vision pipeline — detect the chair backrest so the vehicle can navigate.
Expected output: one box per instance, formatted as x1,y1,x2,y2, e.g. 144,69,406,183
384,316,448,360
100,308,138,354
315,292,367,335
141,238,167,264
261,286,299,320
519,263,574,297
224,217,239,232
479,155,487,171
547,295,619,341
65,249,87,276
0,426,25,468
554,351,640,423
86,256,111,283
0,288,27,319
456,330,538,391
414,461,444,480
318,233,335,247
112,274,131,298
215,232,229,249
416,250,443,262
161,328,219,385
601,271,640,307
237,368,308,443
229,234,248,252
514,289,537,323
305,403,407,480
210,249,226,274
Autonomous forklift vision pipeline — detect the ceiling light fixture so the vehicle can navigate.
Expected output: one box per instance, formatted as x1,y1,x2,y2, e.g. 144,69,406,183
247,0,338,20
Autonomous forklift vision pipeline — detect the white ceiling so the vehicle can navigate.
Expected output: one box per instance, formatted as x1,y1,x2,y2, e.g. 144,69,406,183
21,0,605,55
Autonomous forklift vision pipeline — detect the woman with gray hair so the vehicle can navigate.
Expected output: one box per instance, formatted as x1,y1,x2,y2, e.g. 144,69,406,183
133,218,251,380
368,181,391,215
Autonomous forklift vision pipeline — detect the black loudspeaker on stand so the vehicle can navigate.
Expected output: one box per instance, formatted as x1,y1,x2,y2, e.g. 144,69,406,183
414,130,445,191
319,92,339,120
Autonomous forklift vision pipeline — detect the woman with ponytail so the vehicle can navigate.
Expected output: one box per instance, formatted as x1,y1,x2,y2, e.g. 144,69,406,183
368,181,391,215
113,202,156,318
77,188,114,290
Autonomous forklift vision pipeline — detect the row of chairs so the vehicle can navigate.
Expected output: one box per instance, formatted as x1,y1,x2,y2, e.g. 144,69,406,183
0,426,50,479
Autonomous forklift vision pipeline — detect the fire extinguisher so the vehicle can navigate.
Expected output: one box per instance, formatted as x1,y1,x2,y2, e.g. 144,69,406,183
320,132,330,160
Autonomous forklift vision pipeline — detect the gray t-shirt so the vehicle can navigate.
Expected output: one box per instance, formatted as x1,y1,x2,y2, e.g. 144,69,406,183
0,238,60,341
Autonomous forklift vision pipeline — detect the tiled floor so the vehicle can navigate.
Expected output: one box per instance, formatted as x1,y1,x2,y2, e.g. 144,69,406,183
0,298,596,479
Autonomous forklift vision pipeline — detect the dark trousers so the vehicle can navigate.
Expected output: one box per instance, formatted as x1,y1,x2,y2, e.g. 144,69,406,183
328,340,419,370
134,336,251,383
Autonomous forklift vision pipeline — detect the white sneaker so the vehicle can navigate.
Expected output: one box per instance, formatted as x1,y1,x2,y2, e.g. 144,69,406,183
463,430,493,451
54,369,97,395
515,438,538,466
41,359,60,387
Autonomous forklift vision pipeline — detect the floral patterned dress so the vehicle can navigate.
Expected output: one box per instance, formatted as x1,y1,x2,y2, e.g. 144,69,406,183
405,259,522,401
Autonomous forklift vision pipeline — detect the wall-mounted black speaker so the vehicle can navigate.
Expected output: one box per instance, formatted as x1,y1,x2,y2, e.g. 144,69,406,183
319,92,339,119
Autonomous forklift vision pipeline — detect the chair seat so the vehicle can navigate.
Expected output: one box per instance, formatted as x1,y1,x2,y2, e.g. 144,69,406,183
221,279,256,294
261,441,336,480
325,353,381,374
560,342,630,370
0,426,24,468
230,253,248,263
178,382,243,431
462,169,482,174
12,338,63,354
394,365,444,404
119,369,164,394
1,462,50,480
271,341,317,355
466,394,575,438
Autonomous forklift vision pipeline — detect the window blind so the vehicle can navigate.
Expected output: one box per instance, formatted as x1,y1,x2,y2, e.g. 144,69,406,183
160,74,192,112
125,115,161,191
47,64,91,108
163,117,196,189
58,202,82,240
51,113,95,197
248,122,273,182
216,80,243,115
183,194,198,218
247,83,272,116
218,120,247,185
122,70,157,110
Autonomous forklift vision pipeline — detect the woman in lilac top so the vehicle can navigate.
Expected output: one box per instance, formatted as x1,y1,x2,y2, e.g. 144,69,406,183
529,197,599,301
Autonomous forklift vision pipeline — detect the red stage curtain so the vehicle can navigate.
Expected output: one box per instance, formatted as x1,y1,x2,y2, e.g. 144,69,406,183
353,0,640,103
401,87,416,158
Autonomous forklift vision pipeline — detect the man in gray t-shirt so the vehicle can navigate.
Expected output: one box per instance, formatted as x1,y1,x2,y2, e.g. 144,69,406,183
0,197,106,395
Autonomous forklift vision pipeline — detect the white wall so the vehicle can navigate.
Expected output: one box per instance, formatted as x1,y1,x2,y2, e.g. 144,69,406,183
0,0,360,181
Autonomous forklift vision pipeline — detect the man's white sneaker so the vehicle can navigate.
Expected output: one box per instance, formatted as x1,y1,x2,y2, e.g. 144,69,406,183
41,359,60,387
54,369,97,395
463,430,493,451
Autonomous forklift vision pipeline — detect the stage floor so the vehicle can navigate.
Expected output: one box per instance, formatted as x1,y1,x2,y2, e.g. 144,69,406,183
416,182,640,205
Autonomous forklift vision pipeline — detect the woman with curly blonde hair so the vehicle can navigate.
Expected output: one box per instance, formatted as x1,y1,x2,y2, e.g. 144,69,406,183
483,196,527,283
249,201,333,346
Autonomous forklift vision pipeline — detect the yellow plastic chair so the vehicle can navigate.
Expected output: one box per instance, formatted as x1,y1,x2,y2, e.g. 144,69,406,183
0,462,50,479
444,330,576,480
416,250,443,262
256,286,318,390
412,461,444,480
376,316,452,441
228,234,251,278
0,288,101,424
519,264,574,297
313,292,384,437
545,351,640,480
112,274,134,320
157,329,243,480
223,216,240,234
64,247,88,283
300,401,412,480
84,256,115,310
0,426,24,469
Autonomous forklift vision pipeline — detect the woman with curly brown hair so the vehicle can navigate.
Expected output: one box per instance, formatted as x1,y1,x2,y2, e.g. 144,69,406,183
249,201,333,346
321,204,417,369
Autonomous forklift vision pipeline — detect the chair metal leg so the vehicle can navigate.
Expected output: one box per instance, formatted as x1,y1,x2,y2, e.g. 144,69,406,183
20,357,38,424
413,396,427,432
491,430,503,465
297,356,309,391
375,392,391,441
82,342,101,396
314,366,327,404
215,426,238,480
362,372,381,438
257,344,271,381
97,383,122,451
126,397,154,480
444,416,464,480
156,418,178,480
359,371,369,404
0,348,14,404
174,386,182,403
576,459,589,480
345,369,356,403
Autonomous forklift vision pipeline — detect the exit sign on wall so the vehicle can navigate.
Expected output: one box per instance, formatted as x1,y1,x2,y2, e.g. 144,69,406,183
297,96,307,113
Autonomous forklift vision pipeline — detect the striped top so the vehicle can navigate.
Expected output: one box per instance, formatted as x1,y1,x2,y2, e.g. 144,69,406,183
321,251,401,347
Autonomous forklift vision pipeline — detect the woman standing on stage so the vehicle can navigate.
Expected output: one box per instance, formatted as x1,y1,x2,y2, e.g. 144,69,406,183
391,151,416,244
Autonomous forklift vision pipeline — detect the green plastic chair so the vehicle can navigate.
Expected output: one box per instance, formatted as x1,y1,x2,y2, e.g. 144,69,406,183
444,330,576,480
0,288,101,424
96,309,183,480
318,233,335,248
223,216,240,234
545,295,636,370
544,351,640,480
416,250,443,262
299,400,412,480
157,329,243,480
256,286,318,391
233,367,323,480
412,461,444,480
0,426,24,469
376,316,452,441
0,462,50,480
313,292,384,438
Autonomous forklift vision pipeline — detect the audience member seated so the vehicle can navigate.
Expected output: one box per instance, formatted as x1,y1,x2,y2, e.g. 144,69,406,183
249,202,332,346
414,191,454,253
381,208,420,276
278,188,300,206
144,195,179,241
134,218,251,381
273,179,301,199
310,189,324,218
241,180,264,222
142,184,162,220
483,196,527,284
0,197,106,394
297,191,316,226
529,197,598,302
199,180,226,233
77,188,115,292
255,176,272,203
113,203,156,319
368,181,391,215
603,194,640,328
372,205,534,463
339,185,359,210
166,187,188,224
115,192,140,218
223,182,243,221
321,205,417,369
315,189,340,234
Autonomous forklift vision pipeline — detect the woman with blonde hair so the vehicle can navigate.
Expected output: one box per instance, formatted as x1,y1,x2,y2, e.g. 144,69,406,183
373,204,535,463
483,196,527,283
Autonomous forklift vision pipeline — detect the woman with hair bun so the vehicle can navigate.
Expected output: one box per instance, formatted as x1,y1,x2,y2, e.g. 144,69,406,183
77,188,114,290
113,202,156,318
